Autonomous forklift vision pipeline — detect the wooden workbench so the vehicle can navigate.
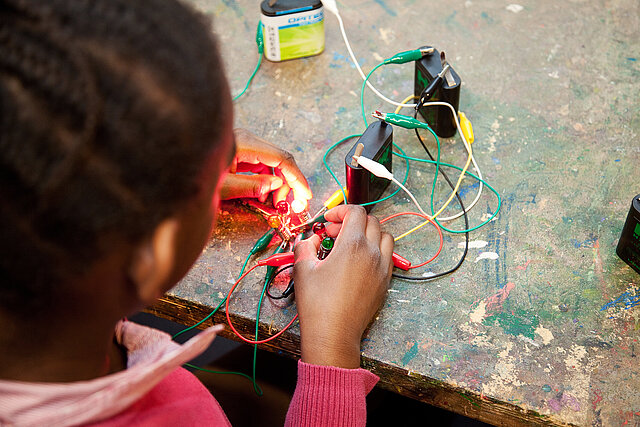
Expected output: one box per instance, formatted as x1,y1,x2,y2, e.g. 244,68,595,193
147,1,640,425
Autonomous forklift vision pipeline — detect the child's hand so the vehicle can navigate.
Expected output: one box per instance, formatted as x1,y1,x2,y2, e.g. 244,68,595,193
293,205,394,369
220,129,312,204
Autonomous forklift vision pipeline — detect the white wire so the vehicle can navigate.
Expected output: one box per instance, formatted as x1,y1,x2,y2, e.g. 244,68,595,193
325,2,485,220
356,154,432,219
420,101,484,221
437,153,483,221
332,12,417,109
391,178,432,219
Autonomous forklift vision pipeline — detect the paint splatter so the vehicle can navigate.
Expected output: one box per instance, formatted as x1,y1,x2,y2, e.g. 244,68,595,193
592,389,603,410
565,345,587,370
470,301,487,323
484,309,539,339
333,52,345,61
378,27,394,45
195,282,209,294
221,0,243,17
469,283,515,323
570,235,597,248
480,11,494,23
548,393,581,412
535,325,555,344
401,341,419,366
373,0,397,16
600,287,640,312
457,181,480,198
506,4,524,13
458,240,488,249
475,251,499,262
485,282,515,311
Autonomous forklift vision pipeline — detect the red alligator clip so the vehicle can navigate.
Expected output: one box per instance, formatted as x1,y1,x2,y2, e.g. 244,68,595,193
392,252,411,270
257,252,295,267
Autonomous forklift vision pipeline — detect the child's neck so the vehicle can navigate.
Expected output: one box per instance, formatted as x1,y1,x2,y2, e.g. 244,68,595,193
0,309,127,383
0,250,137,383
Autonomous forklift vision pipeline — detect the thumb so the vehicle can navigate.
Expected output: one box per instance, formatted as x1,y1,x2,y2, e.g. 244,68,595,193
294,234,321,272
220,174,284,201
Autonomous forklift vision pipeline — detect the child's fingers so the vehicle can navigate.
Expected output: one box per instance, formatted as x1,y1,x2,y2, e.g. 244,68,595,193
364,215,382,246
219,174,283,200
323,205,368,239
233,129,313,201
272,182,291,205
294,234,321,272
379,232,395,276
324,222,342,237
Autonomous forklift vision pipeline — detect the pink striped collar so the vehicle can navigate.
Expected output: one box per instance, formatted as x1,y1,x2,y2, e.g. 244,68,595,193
0,320,223,427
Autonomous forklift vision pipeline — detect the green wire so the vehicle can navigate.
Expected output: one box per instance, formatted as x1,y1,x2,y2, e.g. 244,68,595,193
172,253,251,340
251,269,275,396
184,363,255,383
322,132,500,233
424,126,442,222
360,62,385,126
232,54,263,102
392,150,502,233
173,251,264,396
359,67,499,234
250,243,284,396
322,135,411,208
171,298,226,341
400,124,501,233
355,58,500,231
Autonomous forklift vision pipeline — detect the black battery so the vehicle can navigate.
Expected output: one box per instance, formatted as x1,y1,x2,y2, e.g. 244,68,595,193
617,194,640,275
345,121,393,212
414,46,461,138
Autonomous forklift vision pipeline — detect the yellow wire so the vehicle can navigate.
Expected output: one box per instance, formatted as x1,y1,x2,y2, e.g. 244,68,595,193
394,95,416,114
393,96,473,242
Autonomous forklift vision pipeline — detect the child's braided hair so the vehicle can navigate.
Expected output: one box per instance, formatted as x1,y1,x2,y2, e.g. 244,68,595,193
0,0,228,316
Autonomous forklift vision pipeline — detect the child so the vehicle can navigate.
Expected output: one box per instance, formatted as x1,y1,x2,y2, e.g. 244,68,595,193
0,0,394,425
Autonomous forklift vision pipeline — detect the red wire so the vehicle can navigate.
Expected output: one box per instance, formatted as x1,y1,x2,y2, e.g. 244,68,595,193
380,212,444,269
226,212,441,343
225,264,298,345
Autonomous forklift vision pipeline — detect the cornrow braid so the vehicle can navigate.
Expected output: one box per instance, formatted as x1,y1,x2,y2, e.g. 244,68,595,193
0,0,228,317
0,13,100,201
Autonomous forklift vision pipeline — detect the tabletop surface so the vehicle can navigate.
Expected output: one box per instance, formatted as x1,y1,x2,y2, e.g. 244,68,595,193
149,1,640,425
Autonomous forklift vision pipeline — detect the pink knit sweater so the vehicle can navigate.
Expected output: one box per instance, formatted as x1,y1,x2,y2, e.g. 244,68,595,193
0,321,379,426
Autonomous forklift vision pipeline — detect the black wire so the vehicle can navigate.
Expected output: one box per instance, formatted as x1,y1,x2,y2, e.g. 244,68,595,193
391,111,470,281
266,264,294,299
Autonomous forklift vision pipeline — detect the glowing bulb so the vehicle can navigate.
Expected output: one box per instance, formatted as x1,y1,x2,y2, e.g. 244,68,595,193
276,201,290,216
290,199,307,214
267,215,281,229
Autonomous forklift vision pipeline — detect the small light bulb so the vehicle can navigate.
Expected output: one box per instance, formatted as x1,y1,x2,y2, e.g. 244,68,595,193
312,222,327,238
276,201,290,216
290,199,306,214
267,215,281,229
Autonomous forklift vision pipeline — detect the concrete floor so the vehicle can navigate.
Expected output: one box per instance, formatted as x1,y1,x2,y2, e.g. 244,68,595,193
132,312,491,426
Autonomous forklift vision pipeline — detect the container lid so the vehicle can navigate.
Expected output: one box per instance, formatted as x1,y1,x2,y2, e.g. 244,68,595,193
260,0,322,17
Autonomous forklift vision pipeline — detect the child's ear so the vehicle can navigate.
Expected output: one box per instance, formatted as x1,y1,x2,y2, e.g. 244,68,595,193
128,218,180,303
